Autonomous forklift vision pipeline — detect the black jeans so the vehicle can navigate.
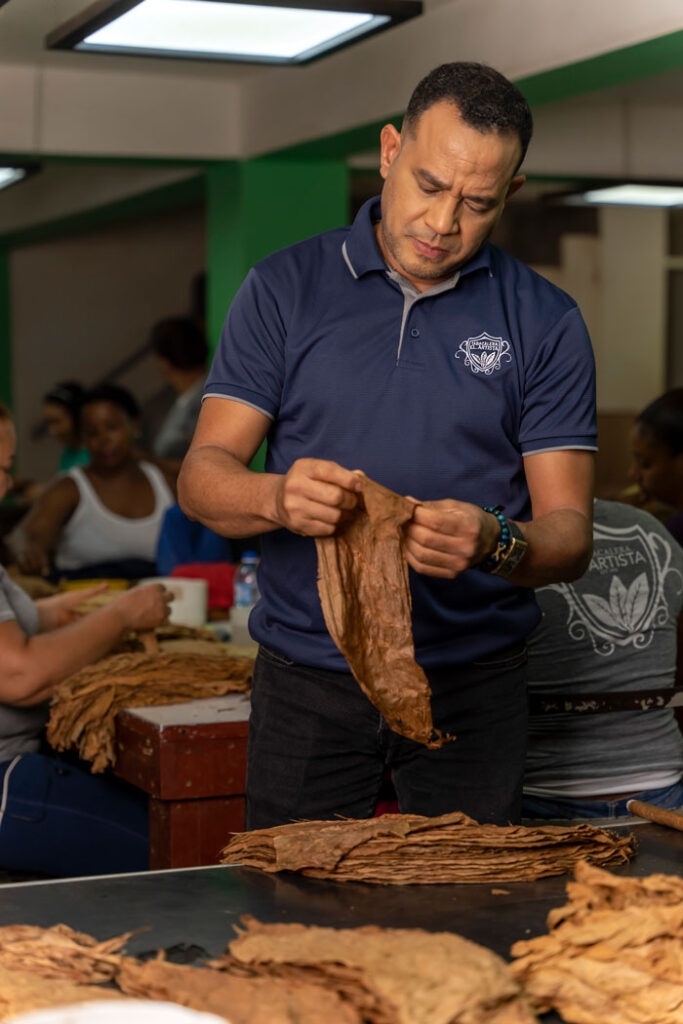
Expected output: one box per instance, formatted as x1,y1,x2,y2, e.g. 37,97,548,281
246,643,528,830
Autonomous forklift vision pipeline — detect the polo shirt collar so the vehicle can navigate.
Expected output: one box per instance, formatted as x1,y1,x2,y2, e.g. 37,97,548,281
342,195,494,281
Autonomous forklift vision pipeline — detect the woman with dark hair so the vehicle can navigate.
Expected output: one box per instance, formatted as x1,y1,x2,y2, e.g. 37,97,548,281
42,380,89,473
12,384,175,580
630,388,683,544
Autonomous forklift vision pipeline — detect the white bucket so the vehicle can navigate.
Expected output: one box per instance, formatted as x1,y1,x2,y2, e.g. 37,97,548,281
139,577,208,628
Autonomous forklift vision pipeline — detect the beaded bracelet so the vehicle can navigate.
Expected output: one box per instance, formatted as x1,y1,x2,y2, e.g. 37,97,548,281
477,504,510,572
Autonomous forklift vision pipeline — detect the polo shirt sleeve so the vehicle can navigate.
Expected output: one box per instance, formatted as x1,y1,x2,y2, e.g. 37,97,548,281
518,305,598,456
204,267,286,420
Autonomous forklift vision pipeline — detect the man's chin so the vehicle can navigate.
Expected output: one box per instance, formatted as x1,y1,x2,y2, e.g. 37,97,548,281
407,256,462,281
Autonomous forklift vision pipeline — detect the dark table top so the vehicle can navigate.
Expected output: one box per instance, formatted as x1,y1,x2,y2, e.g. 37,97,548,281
0,820,681,1023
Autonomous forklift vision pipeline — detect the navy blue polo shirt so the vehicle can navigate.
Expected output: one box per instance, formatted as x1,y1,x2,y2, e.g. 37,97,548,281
206,197,597,670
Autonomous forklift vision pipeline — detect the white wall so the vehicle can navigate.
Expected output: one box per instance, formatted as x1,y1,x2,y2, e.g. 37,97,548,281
3,0,683,160
10,204,205,481
596,206,668,411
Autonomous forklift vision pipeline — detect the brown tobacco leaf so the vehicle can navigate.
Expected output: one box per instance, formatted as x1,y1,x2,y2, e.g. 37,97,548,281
117,957,361,1024
316,475,444,748
0,966,127,1019
220,811,636,884
218,916,537,1024
0,923,135,983
46,651,252,772
510,861,683,1024
113,624,224,654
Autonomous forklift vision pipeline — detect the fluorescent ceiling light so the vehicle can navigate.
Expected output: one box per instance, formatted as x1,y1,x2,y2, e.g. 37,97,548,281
47,0,421,64
570,184,683,208
0,168,26,192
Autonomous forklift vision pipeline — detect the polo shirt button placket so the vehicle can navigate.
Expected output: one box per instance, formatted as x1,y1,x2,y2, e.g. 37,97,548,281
410,327,420,338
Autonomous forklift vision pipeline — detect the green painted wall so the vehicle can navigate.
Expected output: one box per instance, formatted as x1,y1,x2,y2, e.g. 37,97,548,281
206,156,349,471
0,248,11,411
206,157,349,350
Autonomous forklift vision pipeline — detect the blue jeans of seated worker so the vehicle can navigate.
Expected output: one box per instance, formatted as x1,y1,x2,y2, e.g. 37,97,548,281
0,753,149,877
522,780,683,821
246,642,528,831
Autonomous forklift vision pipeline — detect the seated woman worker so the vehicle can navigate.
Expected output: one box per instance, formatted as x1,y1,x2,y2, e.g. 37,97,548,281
0,402,173,876
12,384,175,581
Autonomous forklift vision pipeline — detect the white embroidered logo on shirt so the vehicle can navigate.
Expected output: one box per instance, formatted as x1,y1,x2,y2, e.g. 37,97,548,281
543,523,682,657
455,332,511,375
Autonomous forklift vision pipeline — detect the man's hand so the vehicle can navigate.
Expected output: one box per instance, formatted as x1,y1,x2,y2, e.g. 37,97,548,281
273,458,363,536
403,499,500,579
113,584,174,631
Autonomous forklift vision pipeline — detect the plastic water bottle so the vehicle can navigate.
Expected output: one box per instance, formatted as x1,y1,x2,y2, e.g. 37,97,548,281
231,551,260,644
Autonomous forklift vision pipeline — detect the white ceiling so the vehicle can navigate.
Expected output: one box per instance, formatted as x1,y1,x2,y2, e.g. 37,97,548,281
1,0,683,235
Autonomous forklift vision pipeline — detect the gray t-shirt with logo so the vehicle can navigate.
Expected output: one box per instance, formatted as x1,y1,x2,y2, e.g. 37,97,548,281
525,500,683,797
0,565,48,764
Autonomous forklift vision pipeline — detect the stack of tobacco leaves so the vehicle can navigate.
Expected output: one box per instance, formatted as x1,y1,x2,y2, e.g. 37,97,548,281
0,925,131,1021
510,860,683,1023
220,810,636,884
0,923,133,981
117,958,359,1024
0,920,536,1024
215,915,536,1024
46,651,252,772
0,966,127,1019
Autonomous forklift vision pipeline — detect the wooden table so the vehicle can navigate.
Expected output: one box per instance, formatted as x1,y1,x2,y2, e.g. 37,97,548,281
114,694,250,870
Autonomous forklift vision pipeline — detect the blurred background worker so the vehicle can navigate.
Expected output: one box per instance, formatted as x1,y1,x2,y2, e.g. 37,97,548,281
42,381,89,474
10,384,174,581
524,498,683,820
149,316,208,476
0,400,173,877
629,388,683,545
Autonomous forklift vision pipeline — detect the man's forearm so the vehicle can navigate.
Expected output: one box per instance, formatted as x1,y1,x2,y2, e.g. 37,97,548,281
508,508,593,587
178,445,282,538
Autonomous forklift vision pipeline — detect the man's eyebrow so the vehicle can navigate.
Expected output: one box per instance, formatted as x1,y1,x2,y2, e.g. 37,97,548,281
415,168,449,190
415,169,498,206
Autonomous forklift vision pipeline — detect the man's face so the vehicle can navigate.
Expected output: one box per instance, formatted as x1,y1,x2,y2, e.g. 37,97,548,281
376,100,524,291
628,424,683,507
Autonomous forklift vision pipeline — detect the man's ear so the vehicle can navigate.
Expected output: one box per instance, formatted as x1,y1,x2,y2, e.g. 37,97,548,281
379,123,402,180
506,174,526,199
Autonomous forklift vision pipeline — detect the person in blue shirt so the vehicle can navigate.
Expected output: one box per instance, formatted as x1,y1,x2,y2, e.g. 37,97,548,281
179,62,597,829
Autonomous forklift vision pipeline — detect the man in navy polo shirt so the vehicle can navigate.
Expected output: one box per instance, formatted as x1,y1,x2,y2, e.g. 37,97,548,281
179,62,596,829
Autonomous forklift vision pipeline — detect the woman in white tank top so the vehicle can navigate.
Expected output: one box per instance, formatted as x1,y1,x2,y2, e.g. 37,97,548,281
12,385,175,579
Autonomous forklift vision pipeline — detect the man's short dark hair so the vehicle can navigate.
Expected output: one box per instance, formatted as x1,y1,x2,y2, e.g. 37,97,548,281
637,389,683,454
81,383,140,421
149,316,208,371
404,62,533,169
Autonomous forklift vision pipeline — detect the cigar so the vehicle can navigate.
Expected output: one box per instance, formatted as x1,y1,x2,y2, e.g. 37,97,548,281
626,799,683,832
139,630,160,654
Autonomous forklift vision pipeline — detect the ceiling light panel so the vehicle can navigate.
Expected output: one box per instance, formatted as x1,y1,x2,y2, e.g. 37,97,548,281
0,168,26,192
573,184,683,208
47,0,421,64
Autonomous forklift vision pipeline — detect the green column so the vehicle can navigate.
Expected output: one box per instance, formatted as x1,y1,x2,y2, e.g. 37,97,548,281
205,156,349,470
0,248,11,411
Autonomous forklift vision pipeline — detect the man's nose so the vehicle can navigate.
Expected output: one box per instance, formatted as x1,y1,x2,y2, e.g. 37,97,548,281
627,462,641,484
424,196,459,237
